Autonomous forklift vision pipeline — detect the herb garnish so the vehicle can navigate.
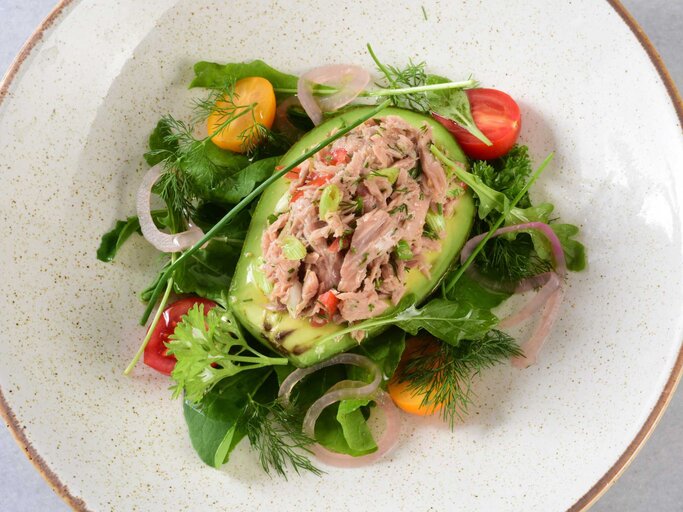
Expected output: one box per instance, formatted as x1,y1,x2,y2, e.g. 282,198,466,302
166,304,288,403
397,331,522,426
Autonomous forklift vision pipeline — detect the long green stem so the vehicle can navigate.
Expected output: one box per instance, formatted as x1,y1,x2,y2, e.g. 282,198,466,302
140,98,393,324
124,269,175,375
273,79,476,99
366,79,477,97
432,147,554,295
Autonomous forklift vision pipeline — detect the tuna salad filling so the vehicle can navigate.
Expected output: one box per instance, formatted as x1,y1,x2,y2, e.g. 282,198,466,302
260,115,465,326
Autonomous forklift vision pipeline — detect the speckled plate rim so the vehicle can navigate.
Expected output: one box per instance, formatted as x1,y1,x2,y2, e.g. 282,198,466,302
0,1,681,511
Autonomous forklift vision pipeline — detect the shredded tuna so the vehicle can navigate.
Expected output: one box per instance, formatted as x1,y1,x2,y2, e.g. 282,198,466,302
261,115,463,325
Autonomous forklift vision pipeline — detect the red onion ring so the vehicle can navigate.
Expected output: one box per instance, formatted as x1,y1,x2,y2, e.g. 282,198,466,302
278,353,399,467
460,222,568,367
305,388,400,468
498,272,561,328
279,353,381,407
136,164,204,252
511,286,564,368
297,65,370,125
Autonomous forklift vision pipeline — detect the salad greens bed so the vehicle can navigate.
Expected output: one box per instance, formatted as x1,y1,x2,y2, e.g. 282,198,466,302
98,46,585,475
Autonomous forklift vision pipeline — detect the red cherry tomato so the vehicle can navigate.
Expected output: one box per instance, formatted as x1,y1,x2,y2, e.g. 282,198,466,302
143,297,217,375
433,88,521,160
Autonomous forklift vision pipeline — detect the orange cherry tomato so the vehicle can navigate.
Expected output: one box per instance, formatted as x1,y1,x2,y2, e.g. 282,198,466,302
388,337,443,416
207,77,276,153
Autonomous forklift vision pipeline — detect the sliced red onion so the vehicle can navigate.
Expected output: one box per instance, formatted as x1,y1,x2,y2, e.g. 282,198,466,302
498,272,561,328
460,221,567,293
278,353,399,467
305,389,400,468
297,65,370,126
278,353,381,407
136,164,204,253
460,222,568,367
511,285,564,368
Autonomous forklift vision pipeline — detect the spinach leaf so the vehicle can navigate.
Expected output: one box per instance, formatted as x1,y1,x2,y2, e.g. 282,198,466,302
183,368,272,468
444,272,511,309
205,156,279,205
172,239,242,302
190,60,298,91
350,327,406,384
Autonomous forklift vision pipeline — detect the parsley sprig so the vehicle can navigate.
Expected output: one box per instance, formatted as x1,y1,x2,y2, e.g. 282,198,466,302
166,304,288,403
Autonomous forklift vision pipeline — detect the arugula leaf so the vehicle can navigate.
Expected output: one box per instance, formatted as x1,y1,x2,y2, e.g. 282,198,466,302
392,299,498,346
183,368,272,467
167,304,287,403
190,60,298,91
551,224,587,271
96,210,168,262
426,76,492,146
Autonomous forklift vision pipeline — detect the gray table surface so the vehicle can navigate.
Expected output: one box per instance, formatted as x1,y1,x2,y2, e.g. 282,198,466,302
1,1,681,511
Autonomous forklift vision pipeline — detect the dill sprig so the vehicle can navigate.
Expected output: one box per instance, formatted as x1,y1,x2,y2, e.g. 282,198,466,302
398,331,522,427
367,44,430,111
239,397,322,478
149,80,287,217
474,226,553,282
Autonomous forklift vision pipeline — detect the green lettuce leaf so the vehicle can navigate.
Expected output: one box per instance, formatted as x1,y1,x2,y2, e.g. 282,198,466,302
183,368,272,468
190,60,298,91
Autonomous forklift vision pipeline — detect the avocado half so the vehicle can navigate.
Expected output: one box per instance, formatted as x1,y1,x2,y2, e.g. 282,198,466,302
228,106,475,367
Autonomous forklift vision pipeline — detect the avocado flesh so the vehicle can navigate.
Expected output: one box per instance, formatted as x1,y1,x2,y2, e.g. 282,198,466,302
229,107,475,367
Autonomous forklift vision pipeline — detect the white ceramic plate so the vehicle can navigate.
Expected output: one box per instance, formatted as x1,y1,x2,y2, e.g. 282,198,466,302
1,1,682,511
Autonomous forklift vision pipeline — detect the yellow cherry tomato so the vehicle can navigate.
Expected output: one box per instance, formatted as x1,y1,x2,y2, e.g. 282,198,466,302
207,76,276,153
388,337,443,416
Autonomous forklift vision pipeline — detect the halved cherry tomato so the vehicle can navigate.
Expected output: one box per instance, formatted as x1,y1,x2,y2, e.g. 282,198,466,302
433,88,521,160
207,77,276,153
143,297,217,375
388,337,443,416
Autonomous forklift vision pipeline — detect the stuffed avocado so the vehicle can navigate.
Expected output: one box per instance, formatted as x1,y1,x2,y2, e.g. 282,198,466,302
229,107,475,367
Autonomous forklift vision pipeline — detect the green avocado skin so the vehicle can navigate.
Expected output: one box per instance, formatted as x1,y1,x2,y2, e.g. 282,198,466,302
228,107,475,367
